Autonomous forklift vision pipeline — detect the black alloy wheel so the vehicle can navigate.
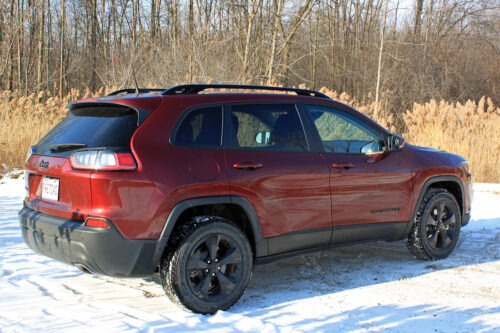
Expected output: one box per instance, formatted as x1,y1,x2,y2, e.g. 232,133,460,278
186,234,244,301
424,200,458,252
161,217,253,314
406,189,461,260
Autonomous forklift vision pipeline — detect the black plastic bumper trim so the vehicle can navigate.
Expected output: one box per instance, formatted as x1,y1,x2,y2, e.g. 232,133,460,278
18,207,158,277
462,213,470,226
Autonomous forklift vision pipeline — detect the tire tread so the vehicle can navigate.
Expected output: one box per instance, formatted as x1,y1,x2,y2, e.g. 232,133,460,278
406,188,447,261
160,216,252,313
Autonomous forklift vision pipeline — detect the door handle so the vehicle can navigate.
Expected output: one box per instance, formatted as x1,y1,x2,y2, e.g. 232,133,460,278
332,162,355,169
233,161,263,170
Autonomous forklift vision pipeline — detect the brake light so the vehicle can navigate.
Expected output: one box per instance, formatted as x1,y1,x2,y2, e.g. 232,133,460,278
85,218,110,228
69,150,137,171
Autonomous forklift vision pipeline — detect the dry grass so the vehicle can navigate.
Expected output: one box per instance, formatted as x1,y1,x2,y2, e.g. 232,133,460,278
1,88,498,182
0,87,116,173
402,97,500,183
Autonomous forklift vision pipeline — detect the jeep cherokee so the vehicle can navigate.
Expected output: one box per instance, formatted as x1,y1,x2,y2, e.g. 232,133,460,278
19,84,472,314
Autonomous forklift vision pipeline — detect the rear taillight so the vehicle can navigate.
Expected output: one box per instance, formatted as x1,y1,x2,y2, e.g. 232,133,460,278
69,150,137,171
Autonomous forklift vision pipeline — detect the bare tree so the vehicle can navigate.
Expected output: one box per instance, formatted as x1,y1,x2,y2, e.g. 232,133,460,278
0,0,497,117
59,0,64,97
374,0,389,117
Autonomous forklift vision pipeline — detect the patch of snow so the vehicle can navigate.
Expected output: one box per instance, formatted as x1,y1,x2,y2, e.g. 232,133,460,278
0,176,499,332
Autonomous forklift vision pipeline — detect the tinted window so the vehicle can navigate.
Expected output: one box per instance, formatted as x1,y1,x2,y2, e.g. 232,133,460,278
172,106,222,148
36,106,138,156
305,105,384,154
229,104,307,152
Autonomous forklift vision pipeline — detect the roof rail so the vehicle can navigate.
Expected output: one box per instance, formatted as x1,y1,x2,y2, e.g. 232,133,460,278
161,84,330,99
107,88,165,96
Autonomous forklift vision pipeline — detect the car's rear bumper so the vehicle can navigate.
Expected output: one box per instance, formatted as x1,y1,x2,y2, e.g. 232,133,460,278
18,206,158,277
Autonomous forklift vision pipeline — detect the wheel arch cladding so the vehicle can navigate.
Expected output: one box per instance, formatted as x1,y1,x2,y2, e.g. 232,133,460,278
152,196,268,269
413,176,465,225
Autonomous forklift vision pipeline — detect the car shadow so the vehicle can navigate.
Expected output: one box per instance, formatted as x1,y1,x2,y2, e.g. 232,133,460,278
223,218,500,330
237,303,500,332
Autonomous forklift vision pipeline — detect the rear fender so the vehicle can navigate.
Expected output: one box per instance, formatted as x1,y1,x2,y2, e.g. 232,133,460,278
151,196,268,269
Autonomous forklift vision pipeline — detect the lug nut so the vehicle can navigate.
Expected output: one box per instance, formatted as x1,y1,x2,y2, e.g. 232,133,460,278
214,259,218,263
217,266,221,270
207,260,211,264
212,272,216,277
205,269,209,273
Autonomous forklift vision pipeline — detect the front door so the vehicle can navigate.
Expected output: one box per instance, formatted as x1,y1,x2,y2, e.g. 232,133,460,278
302,104,413,243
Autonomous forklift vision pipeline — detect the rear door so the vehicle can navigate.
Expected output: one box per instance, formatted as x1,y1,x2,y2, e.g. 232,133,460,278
223,103,331,255
25,105,141,221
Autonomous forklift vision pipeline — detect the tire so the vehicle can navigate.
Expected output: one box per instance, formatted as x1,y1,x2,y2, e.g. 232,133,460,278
406,188,461,260
160,216,253,314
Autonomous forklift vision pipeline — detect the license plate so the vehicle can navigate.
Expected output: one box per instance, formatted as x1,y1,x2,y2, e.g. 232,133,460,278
42,177,59,201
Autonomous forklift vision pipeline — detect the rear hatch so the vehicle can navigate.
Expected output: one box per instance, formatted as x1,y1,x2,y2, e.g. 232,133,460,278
24,102,152,221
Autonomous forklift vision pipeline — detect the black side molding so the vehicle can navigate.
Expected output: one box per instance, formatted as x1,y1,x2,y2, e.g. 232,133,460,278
256,222,409,265
267,227,331,255
263,221,409,262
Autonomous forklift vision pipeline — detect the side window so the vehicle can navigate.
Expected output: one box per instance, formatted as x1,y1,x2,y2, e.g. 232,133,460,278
230,104,307,152
305,105,384,154
172,106,222,148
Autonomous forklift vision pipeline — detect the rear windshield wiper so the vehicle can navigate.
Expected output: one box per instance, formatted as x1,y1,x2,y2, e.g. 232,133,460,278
48,143,87,153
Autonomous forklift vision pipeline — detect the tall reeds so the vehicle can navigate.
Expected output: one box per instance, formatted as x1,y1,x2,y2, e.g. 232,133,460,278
402,97,499,183
1,89,498,182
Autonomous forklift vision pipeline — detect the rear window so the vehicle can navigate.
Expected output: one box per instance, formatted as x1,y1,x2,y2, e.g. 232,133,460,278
228,104,307,152
171,106,223,149
36,106,138,156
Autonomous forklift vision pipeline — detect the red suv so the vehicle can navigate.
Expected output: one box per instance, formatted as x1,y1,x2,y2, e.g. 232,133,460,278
19,84,472,314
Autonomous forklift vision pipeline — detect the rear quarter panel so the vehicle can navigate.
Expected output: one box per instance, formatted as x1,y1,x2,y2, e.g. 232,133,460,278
127,97,230,239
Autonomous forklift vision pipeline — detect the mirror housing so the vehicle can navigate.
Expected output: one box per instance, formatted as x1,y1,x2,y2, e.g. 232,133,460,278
361,141,385,155
387,134,405,151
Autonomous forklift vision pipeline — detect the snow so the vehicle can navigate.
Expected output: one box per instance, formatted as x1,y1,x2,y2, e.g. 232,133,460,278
0,173,499,332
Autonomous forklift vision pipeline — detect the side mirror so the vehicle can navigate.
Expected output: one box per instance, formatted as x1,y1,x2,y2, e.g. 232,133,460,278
388,134,405,151
255,131,271,145
361,141,385,155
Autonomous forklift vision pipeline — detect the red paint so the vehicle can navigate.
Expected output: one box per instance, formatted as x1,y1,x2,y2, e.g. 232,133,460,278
188,157,221,181
322,151,413,226
25,155,92,221
225,149,331,237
